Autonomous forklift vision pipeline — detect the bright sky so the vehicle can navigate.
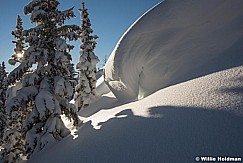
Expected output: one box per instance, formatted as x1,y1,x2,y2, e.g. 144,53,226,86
0,0,161,72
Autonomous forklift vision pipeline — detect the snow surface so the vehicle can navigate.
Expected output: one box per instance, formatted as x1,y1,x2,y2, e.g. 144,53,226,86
96,75,110,96
29,65,243,163
105,0,243,101
26,0,243,162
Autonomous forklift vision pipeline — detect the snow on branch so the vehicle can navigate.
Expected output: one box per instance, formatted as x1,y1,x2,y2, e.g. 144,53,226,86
35,90,61,120
54,76,73,98
6,86,38,113
22,72,40,87
57,25,80,41
24,0,59,15
56,7,75,25
8,59,36,85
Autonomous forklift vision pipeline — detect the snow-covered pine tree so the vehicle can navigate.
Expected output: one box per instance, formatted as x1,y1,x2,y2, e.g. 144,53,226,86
9,15,25,66
2,0,80,161
0,62,8,141
1,15,27,163
67,63,77,99
74,1,99,111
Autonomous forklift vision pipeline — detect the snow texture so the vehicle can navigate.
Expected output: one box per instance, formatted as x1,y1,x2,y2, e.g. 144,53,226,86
29,66,243,163
105,0,243,101
6,86,38,113
96,75,110,96
5,82,22,108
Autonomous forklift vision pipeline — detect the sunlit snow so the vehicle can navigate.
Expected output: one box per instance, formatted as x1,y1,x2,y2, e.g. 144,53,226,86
23,0,243,162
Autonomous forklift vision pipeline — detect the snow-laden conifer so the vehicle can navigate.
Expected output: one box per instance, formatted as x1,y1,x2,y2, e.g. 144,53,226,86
74,1,99,111
2,0,80,161
1,15,27,163
67,63,77,99
0,62,8,141
8,15,25,66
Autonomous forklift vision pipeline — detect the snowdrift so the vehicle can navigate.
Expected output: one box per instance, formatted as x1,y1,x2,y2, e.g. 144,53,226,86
105,0,243,100
29,66,243,163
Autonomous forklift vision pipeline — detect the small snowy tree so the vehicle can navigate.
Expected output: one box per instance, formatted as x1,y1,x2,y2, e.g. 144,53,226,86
1,15,27,163
2,0,80,162
0,62,8,141
74,1,99,111
100,54,107,68
67,63,77,99
9,15,25,66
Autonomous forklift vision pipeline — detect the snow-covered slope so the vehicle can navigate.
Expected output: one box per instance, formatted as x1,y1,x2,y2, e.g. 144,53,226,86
29,66,243,163
28,1,243,163
105,0,243,100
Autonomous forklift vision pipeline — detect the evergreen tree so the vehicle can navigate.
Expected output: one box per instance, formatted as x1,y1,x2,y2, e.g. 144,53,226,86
100,54,107,68
2,0,80,161
74,1,99,111
1,15,26,163
9,15,25,65
67,63,77,99
0,62,8,141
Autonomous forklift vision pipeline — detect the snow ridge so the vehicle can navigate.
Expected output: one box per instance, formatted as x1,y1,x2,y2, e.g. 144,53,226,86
105,0,243,101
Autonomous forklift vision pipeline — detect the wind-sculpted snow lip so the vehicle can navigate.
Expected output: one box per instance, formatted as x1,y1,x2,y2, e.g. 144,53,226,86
105,0,243,101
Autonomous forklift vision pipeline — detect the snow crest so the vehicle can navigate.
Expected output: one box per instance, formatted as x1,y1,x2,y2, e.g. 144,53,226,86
105,0,243,101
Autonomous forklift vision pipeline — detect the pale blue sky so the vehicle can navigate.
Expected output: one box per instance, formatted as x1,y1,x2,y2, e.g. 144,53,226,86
0,0,161,71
